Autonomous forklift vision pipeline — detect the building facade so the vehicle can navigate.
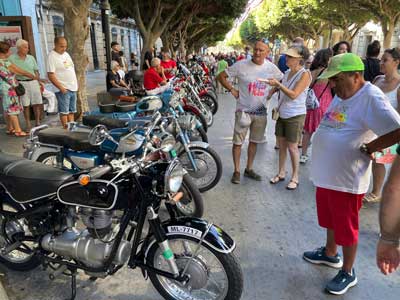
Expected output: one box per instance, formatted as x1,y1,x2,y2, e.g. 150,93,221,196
0,0,142,76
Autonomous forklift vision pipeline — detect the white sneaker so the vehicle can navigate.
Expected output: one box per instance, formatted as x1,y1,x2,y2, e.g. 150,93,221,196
300,155,309,164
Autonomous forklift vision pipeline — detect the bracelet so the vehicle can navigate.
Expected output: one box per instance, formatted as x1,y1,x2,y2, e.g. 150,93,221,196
379,234,400,247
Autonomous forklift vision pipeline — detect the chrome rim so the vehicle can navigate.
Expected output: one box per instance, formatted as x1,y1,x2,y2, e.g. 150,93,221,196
0,204,35,263
153,238,229,300
180,149,218,190
176,181,196,215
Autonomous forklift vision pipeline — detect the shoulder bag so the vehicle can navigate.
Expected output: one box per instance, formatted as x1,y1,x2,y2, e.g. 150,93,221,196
306,69,328,110
0,73,25,96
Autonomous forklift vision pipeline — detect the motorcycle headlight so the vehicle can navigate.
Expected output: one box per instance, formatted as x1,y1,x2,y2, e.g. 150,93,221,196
161,134,176,152
165,159,184,193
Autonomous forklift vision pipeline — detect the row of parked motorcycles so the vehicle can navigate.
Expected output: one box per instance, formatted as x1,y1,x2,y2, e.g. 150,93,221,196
0,62,243,300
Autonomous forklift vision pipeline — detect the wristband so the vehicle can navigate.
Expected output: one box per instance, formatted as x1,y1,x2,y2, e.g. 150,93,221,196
379,234,400,247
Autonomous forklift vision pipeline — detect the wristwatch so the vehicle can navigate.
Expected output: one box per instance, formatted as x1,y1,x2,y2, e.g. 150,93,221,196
360,143,372,155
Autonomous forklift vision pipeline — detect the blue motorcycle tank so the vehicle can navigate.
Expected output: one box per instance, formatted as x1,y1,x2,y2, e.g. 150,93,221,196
67,151,102,170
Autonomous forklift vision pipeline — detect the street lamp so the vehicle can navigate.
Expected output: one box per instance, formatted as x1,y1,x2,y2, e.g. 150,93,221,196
100,0,111,72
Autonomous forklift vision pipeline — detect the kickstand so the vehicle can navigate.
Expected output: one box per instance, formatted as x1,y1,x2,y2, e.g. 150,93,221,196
65,268,77,300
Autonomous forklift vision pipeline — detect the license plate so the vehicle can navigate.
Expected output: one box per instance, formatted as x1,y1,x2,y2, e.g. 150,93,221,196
167,226,202,238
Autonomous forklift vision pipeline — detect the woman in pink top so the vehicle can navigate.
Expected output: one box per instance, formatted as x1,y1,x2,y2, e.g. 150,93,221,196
300,48,334,163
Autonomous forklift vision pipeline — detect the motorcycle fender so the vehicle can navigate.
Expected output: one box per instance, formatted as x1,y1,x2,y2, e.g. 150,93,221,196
198,90,208,97
25,145,59,161
183,104,200,116
188,141,209,149
144,217,235,260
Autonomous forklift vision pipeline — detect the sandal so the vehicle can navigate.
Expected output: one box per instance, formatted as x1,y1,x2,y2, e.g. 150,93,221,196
363,192,381,203
286,180,299,190
6,129,15,135
270,175,285,184
14,131,28,137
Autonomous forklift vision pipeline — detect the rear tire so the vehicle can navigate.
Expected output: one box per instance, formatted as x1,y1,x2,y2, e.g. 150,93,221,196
0,198,41,271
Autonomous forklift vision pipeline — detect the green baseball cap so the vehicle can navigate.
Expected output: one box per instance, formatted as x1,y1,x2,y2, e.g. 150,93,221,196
318,53,365,79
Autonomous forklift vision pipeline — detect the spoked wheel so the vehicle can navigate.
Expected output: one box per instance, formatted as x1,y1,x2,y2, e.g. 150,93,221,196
0,199,41,271
178,146,222,193
202,107,214,128
147,235,243,300
200,94,218,115
174,174,204,218
184,108,208,132
185,127,208,143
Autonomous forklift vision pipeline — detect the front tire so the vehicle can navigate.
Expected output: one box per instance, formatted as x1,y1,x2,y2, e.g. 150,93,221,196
179,146,222,193
174,174,204,218
147,235,243,300
201,94,218,115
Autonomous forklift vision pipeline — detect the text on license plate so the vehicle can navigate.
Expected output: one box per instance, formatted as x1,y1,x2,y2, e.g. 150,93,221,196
167,226,203,238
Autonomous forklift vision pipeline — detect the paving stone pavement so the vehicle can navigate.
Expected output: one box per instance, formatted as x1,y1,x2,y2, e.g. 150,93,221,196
1,73,400,299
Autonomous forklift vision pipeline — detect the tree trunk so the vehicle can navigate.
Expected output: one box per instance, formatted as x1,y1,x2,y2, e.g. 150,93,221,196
140,33,158,69
382,18,396,49
62,0,92,120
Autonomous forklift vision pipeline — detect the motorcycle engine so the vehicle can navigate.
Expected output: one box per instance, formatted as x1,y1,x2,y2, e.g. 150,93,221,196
41,208,131,268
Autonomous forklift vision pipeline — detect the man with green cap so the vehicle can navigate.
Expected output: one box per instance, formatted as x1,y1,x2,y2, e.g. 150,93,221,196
303,53,400,295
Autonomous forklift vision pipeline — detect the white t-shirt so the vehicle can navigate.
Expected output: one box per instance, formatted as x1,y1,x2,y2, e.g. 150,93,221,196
279,68,310,119
225,59,283,115
47,50,78,92
310,82,400,194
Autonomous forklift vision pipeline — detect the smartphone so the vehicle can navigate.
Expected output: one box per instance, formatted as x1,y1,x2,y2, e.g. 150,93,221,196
257,78,270,83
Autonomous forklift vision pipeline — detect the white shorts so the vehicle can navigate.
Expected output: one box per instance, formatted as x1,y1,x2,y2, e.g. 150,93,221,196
19,80,42,106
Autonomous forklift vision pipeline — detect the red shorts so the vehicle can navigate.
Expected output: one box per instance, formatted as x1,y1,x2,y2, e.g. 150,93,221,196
316,187,364,246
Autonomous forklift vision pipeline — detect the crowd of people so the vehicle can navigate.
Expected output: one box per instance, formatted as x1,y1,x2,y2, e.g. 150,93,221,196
216,38,400,295
0,33,399,296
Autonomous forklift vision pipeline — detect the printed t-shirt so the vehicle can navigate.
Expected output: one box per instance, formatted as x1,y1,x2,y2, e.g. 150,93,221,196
310,82,400,194
225,59,283,115
160,59,177,79
47,50,78,91
144,67,163,90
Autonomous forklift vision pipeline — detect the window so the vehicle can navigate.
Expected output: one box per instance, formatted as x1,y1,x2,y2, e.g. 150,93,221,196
111,27,118,42
52,16,64,37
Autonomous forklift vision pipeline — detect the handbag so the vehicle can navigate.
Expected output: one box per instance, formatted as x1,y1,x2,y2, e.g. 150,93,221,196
271,91,282,121
306,69,328,110
0,73,25,96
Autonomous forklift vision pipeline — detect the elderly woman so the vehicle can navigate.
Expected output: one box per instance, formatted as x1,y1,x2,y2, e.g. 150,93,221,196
9,39,43,131
0,41,37,137
106,60,130,97
266,45,312,190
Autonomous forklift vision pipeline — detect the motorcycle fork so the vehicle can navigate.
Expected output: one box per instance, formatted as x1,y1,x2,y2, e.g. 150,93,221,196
178,130,199,172
147,207,180,276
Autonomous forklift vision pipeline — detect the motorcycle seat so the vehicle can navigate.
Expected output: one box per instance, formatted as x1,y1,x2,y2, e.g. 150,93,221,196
82,115,128,129
37,128,98,151
0,152,73,202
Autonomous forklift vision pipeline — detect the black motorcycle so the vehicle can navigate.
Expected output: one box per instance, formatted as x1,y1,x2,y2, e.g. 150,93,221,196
0,127,243,300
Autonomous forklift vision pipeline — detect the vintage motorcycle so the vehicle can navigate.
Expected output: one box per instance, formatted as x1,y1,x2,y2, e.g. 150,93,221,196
23,113,204,217
0,126,243,300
